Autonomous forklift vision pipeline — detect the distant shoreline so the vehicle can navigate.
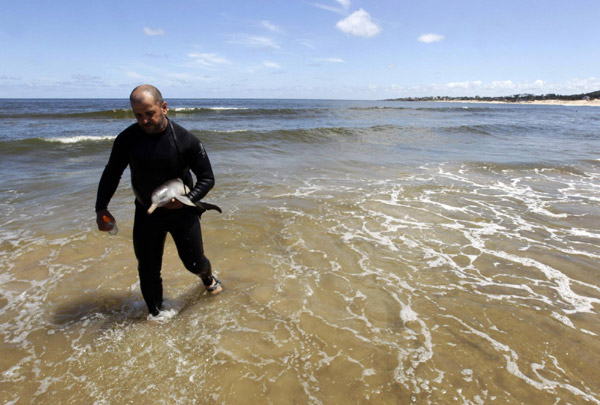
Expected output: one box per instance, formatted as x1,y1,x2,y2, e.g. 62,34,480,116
386,90,600,107
433,99,600,107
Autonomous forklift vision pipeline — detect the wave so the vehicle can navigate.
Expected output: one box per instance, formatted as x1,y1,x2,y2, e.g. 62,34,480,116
46,135,116,144
2,122,596,169
171,107,249,112
0,122,503,149
1,126,355,154
0,136,115,156
0,104,504,122
349,105,501,114
0,106,326,120
173,107,327,119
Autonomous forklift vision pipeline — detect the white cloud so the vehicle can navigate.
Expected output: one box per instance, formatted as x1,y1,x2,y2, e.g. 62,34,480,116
316,57,345,63
71,74,105,84
126,71,145,79
299,39,316,49
560,77,600,92
447,80,481,89
336,9,381,38
261,21,281,32
167,73,214,84
144,53,169,59
384,78,600,98
313,0,350,14
314,3,345,14
229,35,280,50
489,80,515,90
336,0,351,9
143,27,165,36
188,52,230,67
418,33,445,43
408,77,600,97
264,61,281,69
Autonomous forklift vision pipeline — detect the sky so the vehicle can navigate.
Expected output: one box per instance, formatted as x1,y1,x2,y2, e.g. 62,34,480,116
1,0,599,99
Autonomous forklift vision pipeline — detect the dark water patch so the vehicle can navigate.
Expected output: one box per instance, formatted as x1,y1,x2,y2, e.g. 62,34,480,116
439,125,493,136
192,126,355,147
169,107,328,121
582,159,600,167
0,109,135,120
349,106,409,111
414,106,499,113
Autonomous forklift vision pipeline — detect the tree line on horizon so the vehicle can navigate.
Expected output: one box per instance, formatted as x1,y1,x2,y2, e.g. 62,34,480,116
388,90,600,102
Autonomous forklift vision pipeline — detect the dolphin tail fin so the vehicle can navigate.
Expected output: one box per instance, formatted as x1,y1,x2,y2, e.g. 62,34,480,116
195,201,223,217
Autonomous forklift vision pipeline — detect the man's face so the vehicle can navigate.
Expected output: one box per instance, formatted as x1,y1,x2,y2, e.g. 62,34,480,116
131,95,168,134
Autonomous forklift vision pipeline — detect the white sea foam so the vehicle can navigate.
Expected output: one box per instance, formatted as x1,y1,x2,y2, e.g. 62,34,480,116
46,135,116,144
493,250,600,313
144,308,175,323
400,305,419,323
550,312,575,328
220,129,251,133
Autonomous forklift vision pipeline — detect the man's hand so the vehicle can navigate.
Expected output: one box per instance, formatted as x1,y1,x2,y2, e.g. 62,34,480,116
96,209,116,232
164,198,184,209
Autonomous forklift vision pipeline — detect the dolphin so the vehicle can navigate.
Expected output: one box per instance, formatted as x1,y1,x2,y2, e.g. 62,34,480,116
147,178,222,216
147,179,196,214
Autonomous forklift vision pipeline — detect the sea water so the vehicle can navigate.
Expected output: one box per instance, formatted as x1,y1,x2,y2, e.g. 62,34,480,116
1,99,599,403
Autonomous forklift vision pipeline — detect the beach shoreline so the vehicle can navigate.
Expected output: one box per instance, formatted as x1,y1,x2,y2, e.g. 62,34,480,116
431,99,600,107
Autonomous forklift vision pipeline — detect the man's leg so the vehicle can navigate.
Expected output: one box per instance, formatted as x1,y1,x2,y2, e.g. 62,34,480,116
169,208,215,287
133,206,167,315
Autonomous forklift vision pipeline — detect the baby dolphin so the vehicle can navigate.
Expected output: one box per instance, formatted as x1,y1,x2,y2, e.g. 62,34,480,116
147,178,196,214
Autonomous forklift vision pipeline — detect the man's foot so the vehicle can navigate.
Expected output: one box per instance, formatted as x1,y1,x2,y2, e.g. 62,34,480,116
149,303,163,316
206,276,223,295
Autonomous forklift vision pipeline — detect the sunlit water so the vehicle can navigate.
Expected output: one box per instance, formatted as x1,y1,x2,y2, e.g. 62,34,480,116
1,99,599,403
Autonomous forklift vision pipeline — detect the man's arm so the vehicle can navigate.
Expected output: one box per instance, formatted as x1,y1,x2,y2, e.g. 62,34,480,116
95,136,129,230
186,137,215,203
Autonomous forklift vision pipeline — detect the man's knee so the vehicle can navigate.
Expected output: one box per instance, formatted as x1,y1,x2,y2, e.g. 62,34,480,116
190,256,212,285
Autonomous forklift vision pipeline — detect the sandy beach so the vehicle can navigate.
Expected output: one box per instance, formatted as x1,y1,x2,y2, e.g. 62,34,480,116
2,99,600,403
436,99,600,107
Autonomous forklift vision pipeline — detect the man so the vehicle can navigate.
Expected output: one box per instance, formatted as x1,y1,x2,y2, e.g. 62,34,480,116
95,84,222,317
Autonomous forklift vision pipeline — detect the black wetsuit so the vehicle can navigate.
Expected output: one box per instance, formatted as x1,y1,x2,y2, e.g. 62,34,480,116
96,119,215,315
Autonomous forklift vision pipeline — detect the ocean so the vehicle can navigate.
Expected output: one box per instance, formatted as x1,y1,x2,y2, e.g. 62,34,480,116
1,98,599,403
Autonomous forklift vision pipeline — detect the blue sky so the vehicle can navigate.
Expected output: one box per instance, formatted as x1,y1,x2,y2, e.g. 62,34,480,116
1,0,599,99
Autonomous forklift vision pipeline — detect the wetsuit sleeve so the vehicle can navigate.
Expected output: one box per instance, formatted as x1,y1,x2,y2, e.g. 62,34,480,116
185,137,215,203
95,135,129,211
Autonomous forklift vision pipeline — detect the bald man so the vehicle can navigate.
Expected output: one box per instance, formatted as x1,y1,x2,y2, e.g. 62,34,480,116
96,85,222,316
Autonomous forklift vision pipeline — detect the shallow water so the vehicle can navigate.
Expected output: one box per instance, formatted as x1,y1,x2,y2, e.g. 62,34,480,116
1,99,599,403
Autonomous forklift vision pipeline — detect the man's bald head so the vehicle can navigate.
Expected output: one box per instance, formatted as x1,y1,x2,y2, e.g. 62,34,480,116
130,84,164,106
129,84,168,134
